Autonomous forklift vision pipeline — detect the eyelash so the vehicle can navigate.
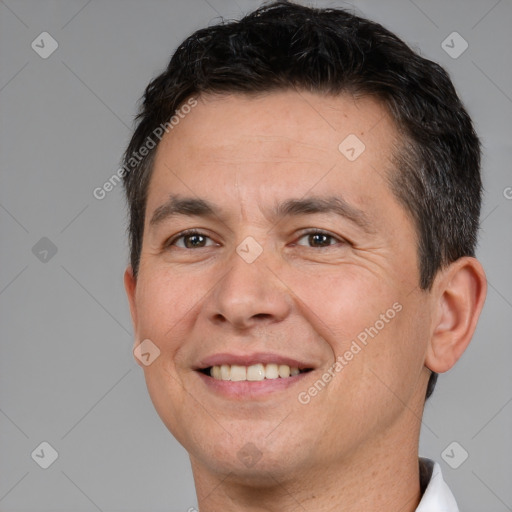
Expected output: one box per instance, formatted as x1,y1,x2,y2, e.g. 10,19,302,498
166,229,347,249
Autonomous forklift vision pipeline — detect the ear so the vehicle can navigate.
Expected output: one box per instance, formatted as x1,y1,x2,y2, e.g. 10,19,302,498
124,265,138,340
425,257,487,373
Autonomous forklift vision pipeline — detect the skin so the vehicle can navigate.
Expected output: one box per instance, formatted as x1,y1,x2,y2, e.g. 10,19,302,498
124,90,487,511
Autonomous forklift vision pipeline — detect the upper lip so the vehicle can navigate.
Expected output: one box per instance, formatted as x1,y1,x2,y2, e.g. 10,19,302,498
195,352,315,370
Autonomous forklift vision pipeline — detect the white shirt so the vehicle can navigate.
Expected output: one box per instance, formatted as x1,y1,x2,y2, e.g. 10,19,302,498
416,458,459,511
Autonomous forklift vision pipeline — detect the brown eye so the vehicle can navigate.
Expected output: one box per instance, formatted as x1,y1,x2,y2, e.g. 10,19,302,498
296,230,343,248
168,231,215,249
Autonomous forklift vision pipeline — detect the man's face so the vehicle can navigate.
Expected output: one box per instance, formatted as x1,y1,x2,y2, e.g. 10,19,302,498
125,91,433,481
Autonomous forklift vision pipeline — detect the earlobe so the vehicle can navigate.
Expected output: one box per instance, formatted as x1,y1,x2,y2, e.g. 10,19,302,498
425,257,487,374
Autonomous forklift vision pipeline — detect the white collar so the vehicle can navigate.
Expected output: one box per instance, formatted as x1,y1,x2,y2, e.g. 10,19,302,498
416,458,459,511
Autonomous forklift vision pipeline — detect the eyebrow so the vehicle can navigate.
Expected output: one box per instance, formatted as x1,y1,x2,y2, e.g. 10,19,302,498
149,194,374,233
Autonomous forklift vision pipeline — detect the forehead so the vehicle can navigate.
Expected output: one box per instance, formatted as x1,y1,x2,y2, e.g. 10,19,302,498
147,90,404,229
158,91,392,160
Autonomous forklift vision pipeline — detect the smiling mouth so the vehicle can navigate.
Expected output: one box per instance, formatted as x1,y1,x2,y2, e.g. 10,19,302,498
199,363,313,382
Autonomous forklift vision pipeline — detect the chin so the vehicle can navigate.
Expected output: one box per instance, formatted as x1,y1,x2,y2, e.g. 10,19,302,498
190,446,306,486
184,425,318,483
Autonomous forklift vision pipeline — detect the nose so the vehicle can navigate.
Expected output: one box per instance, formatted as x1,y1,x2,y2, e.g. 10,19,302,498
205,245,292,331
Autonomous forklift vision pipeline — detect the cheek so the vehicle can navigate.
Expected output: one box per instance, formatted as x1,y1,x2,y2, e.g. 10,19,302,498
132,266,212,410
332,294,429,425
134,266,203,342
133,268,204,441
289,264,399,345
292,267,427,412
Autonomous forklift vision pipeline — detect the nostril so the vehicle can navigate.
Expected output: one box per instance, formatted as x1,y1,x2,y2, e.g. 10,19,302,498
252,314,272,320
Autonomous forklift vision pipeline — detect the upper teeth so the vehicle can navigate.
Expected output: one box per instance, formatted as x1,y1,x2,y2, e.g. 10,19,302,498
210,364,301,381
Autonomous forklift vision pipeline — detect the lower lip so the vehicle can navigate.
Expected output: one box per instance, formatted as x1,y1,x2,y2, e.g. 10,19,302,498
196,371,310,399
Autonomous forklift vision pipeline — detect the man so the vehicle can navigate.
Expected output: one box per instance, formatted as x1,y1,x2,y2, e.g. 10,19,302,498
122,2,487,510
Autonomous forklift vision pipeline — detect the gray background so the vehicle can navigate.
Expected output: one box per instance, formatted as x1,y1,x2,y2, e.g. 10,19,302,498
0,0,511,510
